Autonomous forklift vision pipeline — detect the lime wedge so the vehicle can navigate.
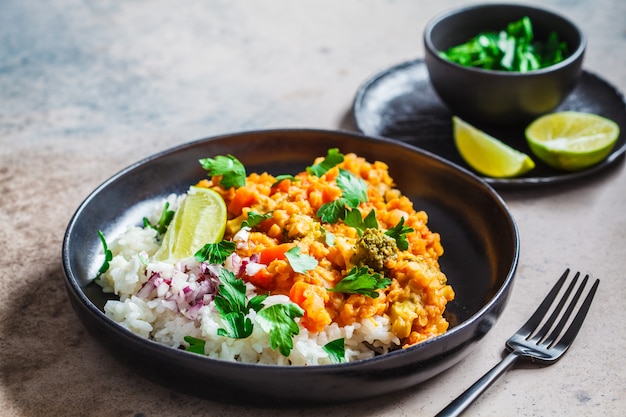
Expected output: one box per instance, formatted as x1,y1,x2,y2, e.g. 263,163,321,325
154,186,227,261
525,111,620,171
453,116,535,178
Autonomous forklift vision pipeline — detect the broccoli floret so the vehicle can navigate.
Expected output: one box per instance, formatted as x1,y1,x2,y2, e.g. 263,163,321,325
353,228,398,273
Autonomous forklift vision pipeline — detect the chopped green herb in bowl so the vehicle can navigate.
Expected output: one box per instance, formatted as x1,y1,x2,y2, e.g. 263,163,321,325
423,4,586,125
439,16,568,72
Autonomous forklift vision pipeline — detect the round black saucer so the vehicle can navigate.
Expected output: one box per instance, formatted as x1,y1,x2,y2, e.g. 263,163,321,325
353,59,626,188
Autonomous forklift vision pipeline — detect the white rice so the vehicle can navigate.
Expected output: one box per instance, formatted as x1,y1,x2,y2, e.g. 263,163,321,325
97,195,401,365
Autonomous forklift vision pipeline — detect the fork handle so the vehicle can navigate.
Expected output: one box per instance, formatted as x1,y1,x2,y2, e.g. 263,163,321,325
435,351,521,417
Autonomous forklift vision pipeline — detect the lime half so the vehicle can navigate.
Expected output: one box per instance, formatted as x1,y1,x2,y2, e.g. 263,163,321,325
525,111,620,171
154,186,227,261
453,116,535,178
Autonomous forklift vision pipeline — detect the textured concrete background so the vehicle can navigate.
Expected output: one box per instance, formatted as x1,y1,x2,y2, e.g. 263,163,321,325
1,0,625,416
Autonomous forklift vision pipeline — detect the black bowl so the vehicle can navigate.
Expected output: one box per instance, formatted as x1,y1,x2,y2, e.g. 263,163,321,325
424,3,586,126
62,129,519,406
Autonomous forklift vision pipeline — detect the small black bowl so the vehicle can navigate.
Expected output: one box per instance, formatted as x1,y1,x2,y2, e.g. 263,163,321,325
62,129,519,406
424,3,586,126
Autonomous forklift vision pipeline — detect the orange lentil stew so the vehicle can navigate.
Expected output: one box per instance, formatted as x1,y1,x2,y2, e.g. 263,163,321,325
196,149,454,347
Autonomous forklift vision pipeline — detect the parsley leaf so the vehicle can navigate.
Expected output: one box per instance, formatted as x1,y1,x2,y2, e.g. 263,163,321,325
336,169,368,208
323,338,346,364
321,226,335,246
256,303,304,357
194,240,236,264
214,268,247,314
143,202,175,235
214,268,268,339
199,154,247,189
328,266,392,298
306,148,344,176
218,312,254,339
316,170,369,224
96,230,113,278
284,246,318,274
344,208,378,236
247,294,268,313
212,268,304,357
317,198,347,224
184,335,206,355
242,211,272,228
384,217,414,251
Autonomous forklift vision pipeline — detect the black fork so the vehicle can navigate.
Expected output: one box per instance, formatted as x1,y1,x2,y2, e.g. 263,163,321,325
436,269,600,417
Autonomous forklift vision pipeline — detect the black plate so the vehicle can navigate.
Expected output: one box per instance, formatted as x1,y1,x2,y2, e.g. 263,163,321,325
62,129,518,405
353,59,626,188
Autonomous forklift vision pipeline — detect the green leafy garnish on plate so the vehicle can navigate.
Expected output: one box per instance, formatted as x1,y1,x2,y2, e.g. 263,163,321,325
213,267,304,357
323,338,346,364
306,148,344,176
284,246,318,274
184,335,206,355
199,154,247,188
317,169,368,223
328,266,392,298
194,240,237,264
384,217,414,251
242,211,273,228
143,202,175,235
214,268,267,339
96,230,113,278
256,303,304,357
344,208,378,236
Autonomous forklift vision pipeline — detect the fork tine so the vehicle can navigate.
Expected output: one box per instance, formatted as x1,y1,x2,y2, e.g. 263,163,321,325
529,272,580,343
517,269,571,338
540,274,588,346
552,278,600,352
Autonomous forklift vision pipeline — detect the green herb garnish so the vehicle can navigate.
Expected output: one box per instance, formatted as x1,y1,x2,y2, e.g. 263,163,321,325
344,208,378,236
317,169,368,223
194,240,237,264
439,16,568,72
323,338,346,364
317,199,348,224
328,266,392,298
183,335,206,355
336,169,368,207
284,246,318,274
213,268,303,357
96,230,113,278
321,226,336,247
143,202,175,235
256,303,304,357
199,154,247,189
384,217,414,251
214,268,268,339
242,211,273,228
307,148,345,176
